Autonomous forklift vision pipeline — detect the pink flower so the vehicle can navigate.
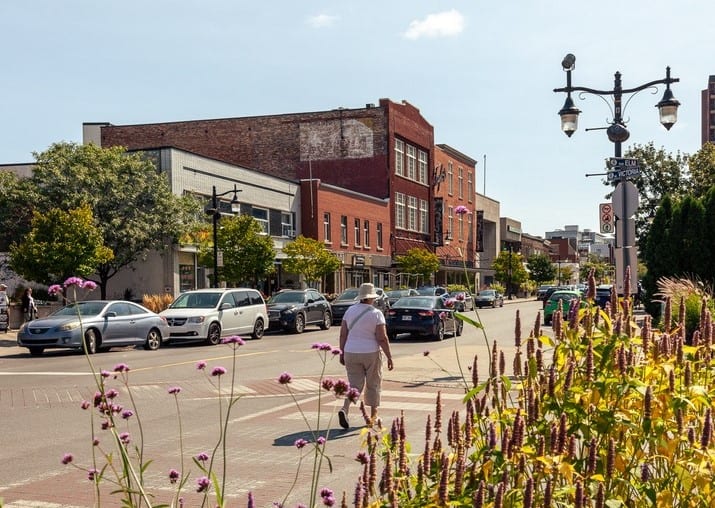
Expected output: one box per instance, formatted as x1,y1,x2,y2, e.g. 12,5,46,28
82,280,97,291
113,363,130,373
294,438,308,449
222,335,245,345
48,284,62,296
61,453,73,465
211,366,227,377
454,205,470,215
63,277,84,287
278,372,292,384
196,360,207,370
168,386,182,395
169,469,180,484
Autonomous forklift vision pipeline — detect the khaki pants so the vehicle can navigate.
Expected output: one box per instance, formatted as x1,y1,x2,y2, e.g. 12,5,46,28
343,351,383,408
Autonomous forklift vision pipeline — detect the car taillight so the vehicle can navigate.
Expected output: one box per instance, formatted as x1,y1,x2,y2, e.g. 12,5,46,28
417,310,434,317
387,310,397,316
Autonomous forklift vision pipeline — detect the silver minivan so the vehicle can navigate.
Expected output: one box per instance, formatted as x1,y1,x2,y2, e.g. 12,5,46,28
160,288,267,344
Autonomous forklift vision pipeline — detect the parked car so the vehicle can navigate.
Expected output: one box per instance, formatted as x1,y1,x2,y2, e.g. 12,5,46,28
474,289,504,308
267,289,332,333
449,290,474,311
385,288,420,307
160,288,267,345
415,286,448,297
17,300,170,356
536,285,555,301
595,284,614,309
541,285,573,308
543,290,585,325
385,295,463,341
330,287,389,325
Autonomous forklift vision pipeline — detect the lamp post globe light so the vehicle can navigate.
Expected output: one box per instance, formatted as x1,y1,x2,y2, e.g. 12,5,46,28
553,54,680,295
206,184,241,288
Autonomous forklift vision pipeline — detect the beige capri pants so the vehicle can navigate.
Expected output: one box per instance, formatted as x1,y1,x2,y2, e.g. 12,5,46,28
343,351,383,408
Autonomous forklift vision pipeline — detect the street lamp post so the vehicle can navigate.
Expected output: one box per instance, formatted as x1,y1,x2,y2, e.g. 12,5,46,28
206,184,241,288
553,53,680,294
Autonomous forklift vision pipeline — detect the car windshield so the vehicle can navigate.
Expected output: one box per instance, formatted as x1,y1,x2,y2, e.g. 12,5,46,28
549,292,577,302
387,290,409,298
335,289,359,301
53,302,106,317
170,292,222,309
478,290,496,297
392,297,435,309
416,288,438,296
269,292,305,304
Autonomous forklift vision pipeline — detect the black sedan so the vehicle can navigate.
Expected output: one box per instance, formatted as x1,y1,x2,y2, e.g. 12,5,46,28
385,296,463,341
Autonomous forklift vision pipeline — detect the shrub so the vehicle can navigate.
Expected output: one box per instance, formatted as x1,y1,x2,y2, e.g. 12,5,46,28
142,293,174,313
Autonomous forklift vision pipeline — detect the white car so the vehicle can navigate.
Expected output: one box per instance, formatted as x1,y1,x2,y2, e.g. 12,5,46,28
160,288,267,345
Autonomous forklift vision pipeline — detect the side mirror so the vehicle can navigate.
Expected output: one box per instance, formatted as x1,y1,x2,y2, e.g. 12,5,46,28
220,302,233,310
105,312,117,318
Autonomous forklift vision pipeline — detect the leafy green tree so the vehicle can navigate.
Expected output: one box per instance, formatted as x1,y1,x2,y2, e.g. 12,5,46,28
492,250,528,296
282,235,341,288
701,186,715,282
0,171,39,251
395,248,440,284
579,254,611,284
206,214,276,287
526,253,556,285
669,195,706,276
10,205,114,286
30,142,201,298
688,142,715,199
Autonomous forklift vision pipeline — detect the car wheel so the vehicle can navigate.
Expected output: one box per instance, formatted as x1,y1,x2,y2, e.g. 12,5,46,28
500,300,504,307
319,311,331,330
455,320,463,337
293,313,305,334
84,329,98,355
29,347,44,356
544,315,552,326
251,318,265,340
144,328,162,350
206,322,221,345
432,321,445,341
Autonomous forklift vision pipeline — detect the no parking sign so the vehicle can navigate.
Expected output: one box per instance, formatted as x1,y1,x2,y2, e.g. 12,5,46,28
599,203,614,234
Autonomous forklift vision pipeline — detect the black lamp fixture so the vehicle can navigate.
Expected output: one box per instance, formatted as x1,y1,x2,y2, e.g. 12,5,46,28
206,184,242,288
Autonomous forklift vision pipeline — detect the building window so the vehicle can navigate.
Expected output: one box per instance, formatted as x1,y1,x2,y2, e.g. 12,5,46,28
419,199,428,234
447,162,453,195
458,167,464,199
406,144,417,181
448,206,454,239
354,218,361,246
341,216,348,245
363,220,370,248
395,192,405,230
323,212,331,242
377,223,383,249
407,196,417,231
468,170,474,202
281,212,294,237
395,139,404,176
251,208,269,234
418,149,428,184
458,211,464,241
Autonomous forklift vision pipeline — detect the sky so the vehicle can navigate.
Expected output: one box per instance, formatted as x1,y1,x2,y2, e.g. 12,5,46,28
1,1,711,238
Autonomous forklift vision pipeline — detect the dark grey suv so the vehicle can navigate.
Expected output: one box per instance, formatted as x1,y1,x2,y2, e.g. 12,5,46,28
330,287,390,325
267,289,332,333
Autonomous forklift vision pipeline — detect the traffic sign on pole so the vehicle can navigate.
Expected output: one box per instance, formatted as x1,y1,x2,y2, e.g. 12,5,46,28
599,203,614,234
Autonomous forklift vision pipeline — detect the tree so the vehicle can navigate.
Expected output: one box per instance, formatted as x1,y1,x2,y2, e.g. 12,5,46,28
10,205,113,286
579,254,611,284
492,250,528,297
0,171,38,251
526,253,556,285
687,142,715,199
29,142,201,298
282,235,341,288
669,195,706,276
395,248,440,284
208,214,276,287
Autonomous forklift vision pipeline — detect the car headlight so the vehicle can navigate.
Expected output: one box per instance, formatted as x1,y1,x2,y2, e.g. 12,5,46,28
59,321,81,331
188,316,206,324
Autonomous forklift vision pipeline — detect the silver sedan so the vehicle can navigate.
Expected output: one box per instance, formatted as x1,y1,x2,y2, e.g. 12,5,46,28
17,300,170,356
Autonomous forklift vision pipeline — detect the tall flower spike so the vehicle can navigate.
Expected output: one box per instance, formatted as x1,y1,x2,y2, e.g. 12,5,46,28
514,309,521,348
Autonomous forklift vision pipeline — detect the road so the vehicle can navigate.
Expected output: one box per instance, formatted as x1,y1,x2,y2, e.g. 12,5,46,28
0,299,543,507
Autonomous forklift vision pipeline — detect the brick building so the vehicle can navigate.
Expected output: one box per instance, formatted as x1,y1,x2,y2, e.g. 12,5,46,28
702,75,715,145
91,98,437,265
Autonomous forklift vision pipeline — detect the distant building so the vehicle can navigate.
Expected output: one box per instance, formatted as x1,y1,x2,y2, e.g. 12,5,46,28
702,75,715,145
545,225,612,260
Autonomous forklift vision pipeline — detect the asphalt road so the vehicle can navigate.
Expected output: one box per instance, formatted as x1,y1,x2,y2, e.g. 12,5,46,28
0,298,543,507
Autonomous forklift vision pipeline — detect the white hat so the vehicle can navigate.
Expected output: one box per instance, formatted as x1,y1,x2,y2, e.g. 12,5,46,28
358,283,379,300
0,283,6,289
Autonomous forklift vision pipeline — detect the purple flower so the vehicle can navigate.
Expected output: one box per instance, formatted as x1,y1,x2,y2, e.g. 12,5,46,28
278,372,292,384
93,438,100,446
321,378,335,391
82,280,97,291
119,432,131,445
312,342,333,352
61,453,73,465
320,487,334,498
101,420,111,430
355,451,369,464
87,468,99,481
64,277,84,287
222,335,245,345
439,311,447,320
121,410,134,420
81,400,90,410
333,379,349,397
168,386,182,395
105,388,119,399
248,492,255,508
423,350,430,356
455,293,465,301
316,436,326,445
169,468,180,484
100,370,111,378
444,299,455,308
211,366,227,377
454,205,470,215
196,476,210,493
196,360,207,370
346,387,360,403
323,497,335,507
48,284,62,296
113,363,130,373
331,348,341,356
195,452,209,462
294,438,308,449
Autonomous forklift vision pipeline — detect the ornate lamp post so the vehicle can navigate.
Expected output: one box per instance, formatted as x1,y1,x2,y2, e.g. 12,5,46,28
553,53,680,294
206,185,241,288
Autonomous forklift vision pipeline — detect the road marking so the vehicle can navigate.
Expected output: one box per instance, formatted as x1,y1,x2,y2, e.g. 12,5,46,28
2,502,86,508
0,371,91,376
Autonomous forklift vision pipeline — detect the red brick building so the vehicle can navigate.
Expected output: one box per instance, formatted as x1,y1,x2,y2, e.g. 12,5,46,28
96,98,436,265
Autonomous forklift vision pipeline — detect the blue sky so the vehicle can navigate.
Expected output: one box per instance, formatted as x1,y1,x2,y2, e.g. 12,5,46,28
1,1,711,237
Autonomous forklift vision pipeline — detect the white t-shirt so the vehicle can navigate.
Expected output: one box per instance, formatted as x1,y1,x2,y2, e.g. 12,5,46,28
342,303,385,354
0,291,8,307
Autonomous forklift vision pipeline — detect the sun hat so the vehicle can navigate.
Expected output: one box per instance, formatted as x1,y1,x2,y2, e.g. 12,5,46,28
357,283,379,300
0,284,6,289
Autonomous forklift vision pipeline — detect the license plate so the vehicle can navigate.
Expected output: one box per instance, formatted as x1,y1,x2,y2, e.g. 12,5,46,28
401,315,412,321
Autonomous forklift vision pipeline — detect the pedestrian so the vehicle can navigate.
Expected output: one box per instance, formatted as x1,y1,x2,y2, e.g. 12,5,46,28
21,287,37,323
338,282,394,429
0,284,9,332
0,283,8,307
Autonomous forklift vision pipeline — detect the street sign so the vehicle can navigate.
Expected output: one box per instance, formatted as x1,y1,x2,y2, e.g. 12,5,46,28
609,157,639,168
599,203,614,234
607,167,641,182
